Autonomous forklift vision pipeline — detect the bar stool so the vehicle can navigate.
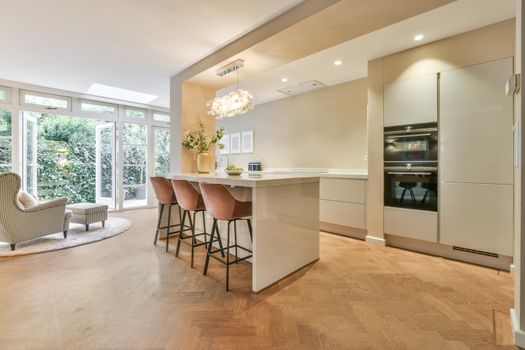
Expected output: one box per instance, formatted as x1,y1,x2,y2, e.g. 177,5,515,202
171,180,224,268
199,183,253,291
150,177,189,252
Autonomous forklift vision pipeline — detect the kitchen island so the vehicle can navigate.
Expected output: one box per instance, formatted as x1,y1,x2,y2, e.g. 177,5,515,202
167,172,320,292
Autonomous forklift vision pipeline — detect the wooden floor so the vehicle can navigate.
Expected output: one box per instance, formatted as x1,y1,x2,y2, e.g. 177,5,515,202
0,208,516,350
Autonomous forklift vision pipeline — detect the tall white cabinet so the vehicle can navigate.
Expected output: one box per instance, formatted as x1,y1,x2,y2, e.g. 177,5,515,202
384,74,438,126
440,58,514,256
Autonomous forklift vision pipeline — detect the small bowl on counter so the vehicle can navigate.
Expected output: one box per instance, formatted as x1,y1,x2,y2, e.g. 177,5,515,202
224,169,244,176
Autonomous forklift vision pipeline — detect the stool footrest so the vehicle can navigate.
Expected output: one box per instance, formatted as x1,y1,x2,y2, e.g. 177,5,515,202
208,251,253,266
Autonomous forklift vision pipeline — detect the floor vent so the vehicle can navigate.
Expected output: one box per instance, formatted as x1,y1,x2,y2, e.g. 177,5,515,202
453,246,498,258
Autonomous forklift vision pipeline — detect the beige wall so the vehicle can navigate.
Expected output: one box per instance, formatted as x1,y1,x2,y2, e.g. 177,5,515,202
170,82,216,172
366,19,516,242
217,78,368,170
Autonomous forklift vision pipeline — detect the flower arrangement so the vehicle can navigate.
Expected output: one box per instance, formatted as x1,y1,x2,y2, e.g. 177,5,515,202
182,118,225,153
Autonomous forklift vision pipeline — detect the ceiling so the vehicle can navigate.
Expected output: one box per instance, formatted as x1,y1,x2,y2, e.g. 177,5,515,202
188,0,454,89
0,0,302,107
217,0,516,105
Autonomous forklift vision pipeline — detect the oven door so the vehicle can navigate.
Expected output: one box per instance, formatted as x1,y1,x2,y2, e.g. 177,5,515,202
384,168,438,211
384,125,438,163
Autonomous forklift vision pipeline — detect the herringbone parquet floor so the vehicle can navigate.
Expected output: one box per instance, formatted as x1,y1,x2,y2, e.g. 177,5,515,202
0,209,516,349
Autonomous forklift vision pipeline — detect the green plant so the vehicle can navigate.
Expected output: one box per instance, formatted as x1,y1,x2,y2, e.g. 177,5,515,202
182,118,224,153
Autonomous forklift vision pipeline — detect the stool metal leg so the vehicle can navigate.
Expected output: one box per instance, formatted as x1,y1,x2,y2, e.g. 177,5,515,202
234,220,238,264
154,204,164,246
175,210,187,257
203,219,217,276
247,219,253,242
202,211,208,244
226,221,231,291
189,211,196,268
165,204,172,252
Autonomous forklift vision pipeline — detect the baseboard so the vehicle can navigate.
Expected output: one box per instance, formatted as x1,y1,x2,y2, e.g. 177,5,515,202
386,234,513,271
511,308,525,348
320,222,367,240
365,235,386,247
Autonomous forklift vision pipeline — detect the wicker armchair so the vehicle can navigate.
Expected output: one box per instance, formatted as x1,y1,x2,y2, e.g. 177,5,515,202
0,173,71,250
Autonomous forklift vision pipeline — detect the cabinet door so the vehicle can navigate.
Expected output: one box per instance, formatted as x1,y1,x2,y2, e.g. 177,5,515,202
383,74,437,127
320,200,366,229
440,58,513,184
384,207,437,242
440,182,513,256
320,178,366,203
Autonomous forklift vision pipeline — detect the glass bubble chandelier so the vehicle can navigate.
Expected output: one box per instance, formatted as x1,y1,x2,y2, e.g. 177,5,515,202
207,61,253,119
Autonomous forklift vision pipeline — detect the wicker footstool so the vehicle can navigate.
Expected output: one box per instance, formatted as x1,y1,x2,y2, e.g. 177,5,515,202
66,203,109,231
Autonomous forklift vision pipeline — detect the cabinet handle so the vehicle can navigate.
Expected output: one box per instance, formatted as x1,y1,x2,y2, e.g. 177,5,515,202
387,172,432,176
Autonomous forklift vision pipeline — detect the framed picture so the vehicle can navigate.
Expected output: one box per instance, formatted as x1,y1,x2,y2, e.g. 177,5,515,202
230,132,241,154
219,134,230,155
241,130,254,153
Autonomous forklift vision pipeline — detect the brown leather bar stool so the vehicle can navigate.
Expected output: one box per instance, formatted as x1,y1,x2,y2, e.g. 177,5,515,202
150,177,190,252
199,183,253,291
171,180,224,268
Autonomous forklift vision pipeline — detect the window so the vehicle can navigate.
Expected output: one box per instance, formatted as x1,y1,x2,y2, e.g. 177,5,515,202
0,109,12,173
122,123,147,208
0,86,12,104
21,90,71,111
125,108,146,120
153,112,170,123
80,100,117,116
22,111,115,205
154,128,170,176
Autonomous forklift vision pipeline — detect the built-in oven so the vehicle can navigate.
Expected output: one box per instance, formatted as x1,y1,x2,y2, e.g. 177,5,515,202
384,122,438,212
384,165,437,211
384,122,438,164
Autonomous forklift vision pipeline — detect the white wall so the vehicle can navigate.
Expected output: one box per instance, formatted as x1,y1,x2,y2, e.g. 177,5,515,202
216,78,368,170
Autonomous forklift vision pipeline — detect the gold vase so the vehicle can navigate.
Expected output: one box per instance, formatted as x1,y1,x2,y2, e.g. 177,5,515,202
196,152,211,173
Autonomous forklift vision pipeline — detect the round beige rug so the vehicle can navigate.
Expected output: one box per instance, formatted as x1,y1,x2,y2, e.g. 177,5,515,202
0,218,131,257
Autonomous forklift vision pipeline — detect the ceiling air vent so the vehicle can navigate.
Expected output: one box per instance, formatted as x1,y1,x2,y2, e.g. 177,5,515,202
278,80,326,96
452,246,498,258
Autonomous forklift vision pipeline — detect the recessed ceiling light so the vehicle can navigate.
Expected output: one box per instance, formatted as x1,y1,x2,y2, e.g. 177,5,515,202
414,34,424,41
87,83,158,104
334,60,343,66
281,78,288,83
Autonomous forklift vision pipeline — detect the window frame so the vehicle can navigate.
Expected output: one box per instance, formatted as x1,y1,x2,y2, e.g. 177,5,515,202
151,110,170,125
20,89,72,112
79,99,119,118
0,86,12,105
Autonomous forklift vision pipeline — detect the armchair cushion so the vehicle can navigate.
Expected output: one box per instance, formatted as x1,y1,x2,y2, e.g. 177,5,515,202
17,191,37,209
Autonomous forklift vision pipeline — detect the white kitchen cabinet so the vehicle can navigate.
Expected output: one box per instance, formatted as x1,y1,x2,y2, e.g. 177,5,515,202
439,58,514,257
320,200,366,229
319,178,367,231
320,178,366,203
440,182,513,256
384,206,437,243
440,58,513,185
383,74,437,127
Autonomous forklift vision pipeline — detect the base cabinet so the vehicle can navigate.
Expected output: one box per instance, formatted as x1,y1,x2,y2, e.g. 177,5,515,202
384,207,437,243
319,177,367,233
440,182,513,256
320,200,365,230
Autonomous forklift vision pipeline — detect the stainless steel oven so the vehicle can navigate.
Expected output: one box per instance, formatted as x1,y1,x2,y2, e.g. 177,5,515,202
384,122,438,212
384,122,438,165
384,164,437,212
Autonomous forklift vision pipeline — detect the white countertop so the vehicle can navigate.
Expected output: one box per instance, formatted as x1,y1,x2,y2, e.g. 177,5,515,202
252,168,368,180
167,172,320,188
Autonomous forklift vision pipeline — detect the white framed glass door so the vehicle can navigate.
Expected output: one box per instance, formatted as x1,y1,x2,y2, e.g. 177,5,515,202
23,113,37,196
96,123,116,208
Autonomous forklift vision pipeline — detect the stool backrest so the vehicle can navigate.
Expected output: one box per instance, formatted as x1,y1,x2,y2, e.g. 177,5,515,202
150,177,177,205
171,180,203,211
199,183,236,220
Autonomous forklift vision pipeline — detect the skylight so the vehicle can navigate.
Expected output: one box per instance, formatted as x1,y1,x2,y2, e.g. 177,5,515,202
87,83,158,104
